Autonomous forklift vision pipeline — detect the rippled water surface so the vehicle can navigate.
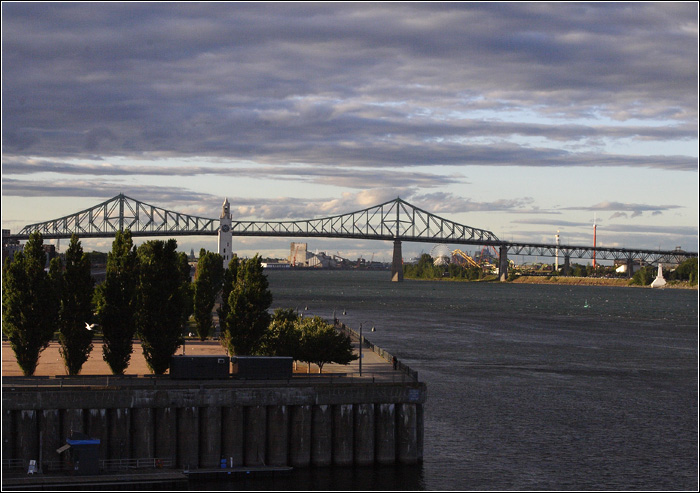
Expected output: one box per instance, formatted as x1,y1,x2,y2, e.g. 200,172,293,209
197,270,698,491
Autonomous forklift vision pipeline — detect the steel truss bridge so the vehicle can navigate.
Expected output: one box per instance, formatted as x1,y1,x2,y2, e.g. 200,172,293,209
12,193,501,244
8,194,697,275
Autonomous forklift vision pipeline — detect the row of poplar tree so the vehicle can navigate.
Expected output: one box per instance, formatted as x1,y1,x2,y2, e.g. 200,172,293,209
2,230,356,376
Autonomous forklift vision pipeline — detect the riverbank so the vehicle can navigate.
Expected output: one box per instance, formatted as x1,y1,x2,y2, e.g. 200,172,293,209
403,274,697,289
510,275,697,289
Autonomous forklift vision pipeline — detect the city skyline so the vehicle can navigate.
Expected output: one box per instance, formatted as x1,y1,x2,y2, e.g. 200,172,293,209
2,3,698,262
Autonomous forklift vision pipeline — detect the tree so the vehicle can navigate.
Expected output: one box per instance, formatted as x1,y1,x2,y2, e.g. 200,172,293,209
55,235,95,375
259,308,302,358
135,239,191,374
193,249,225,340
217,255,239,340
94,229,139,374
669,258,698,284
2,232,59,376
631,266,655,286
296,316,357,373
221,254,272,355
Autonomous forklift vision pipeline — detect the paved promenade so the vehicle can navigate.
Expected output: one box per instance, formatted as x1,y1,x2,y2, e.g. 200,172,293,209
2,337,401,380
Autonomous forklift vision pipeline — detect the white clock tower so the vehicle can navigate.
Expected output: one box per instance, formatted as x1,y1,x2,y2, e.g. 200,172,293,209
218,198,233,267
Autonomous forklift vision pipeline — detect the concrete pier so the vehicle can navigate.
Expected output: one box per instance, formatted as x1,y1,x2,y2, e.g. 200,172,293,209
3,359,425,472
397,403,418,464
353,403,375,466
375,403,396,464
311,404,332,467
266,405,288,467
391,239,404,282
155,407,177,464
289,405,311,467
178,406,199,468
109,408,130,461
499,245,509,282
221,406,243,466
132,407,154,460
244,405,266,466
333,404,354,465
199,406,221,468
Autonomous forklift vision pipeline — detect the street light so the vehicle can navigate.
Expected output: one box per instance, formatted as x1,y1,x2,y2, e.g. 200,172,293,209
358,322,375,376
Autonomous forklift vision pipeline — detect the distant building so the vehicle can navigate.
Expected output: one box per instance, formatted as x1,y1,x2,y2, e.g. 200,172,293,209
262,262,291,269
2,229,22,265
43,244,57,267
614,258,650,275
289,242,308,266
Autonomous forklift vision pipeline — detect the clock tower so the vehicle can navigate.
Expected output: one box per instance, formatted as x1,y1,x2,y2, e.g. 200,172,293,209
218,198,233,267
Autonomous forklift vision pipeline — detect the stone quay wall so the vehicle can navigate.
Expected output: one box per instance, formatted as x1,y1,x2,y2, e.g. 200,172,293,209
2,378,425,470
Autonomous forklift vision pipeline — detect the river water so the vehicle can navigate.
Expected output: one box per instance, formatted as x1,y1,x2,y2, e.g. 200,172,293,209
197,270,698,491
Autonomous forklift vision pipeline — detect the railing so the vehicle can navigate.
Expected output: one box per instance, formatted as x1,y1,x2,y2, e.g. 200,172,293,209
2,457,174,472
2,373,416,388
336,323,419,382
101,458,174,470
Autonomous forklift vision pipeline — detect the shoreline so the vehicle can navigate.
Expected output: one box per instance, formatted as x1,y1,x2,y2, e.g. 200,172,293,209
404,274,697,289
511,275,697,289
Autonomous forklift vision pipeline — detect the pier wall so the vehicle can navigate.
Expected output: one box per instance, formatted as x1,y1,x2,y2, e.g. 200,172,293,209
2,379,425,470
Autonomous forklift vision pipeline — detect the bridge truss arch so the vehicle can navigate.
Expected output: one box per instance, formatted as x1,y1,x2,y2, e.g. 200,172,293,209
229,198,502,245
16,194,218,240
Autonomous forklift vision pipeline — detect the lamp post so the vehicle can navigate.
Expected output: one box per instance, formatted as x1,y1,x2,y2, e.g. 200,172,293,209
359,322,363,376
358,322,375,376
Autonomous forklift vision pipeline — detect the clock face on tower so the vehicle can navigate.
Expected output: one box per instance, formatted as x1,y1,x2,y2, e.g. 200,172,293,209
221,224,230,232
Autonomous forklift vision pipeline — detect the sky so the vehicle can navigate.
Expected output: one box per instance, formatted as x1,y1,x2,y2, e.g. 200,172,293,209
2,2,698,263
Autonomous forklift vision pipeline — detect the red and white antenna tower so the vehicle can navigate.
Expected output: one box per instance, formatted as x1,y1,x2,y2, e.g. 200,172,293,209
592,213,597,269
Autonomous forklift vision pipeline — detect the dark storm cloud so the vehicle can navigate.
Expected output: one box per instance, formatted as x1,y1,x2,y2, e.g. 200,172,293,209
2,2,697,176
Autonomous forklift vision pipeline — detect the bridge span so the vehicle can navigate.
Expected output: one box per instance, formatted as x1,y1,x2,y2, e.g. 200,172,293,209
5,193,696,281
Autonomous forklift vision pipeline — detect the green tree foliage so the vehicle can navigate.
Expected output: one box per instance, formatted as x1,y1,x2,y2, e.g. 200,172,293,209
135,239,192,374
193,249,225,340
570,263,591,277
55,235,95,375
259,308,302,357
668,258,698,285
1,232,59,376
403,253,443,279
221,254,272,355
94,229,139,374
217,255,239,336
404,253,487,280
296,316,357,373
631,266,656,286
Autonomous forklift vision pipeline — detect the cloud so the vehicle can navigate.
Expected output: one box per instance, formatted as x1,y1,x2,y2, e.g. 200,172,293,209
0,178,216,205
2,3,697,172
561,201,683,216
1,157,466,189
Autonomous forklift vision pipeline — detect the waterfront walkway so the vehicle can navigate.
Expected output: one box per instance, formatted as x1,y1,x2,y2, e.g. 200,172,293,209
1,333,406,381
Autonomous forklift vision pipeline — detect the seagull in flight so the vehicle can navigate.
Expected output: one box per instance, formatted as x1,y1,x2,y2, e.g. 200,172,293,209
85,322,97,331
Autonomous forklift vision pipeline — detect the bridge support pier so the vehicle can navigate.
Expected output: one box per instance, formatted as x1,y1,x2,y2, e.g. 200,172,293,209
563,255,570,276
391,240,404,282
626,258,635,278
498,245,509,282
